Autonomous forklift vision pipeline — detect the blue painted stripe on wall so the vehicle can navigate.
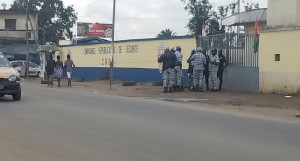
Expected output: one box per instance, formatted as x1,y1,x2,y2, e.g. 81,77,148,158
72,67,188,83
113,68,163,82
72,67,109,80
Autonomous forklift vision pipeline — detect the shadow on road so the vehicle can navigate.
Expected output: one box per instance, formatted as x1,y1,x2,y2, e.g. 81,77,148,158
0,96,16,102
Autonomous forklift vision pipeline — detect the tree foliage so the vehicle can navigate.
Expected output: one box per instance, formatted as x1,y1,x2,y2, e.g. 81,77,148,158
11,0,77,44
182,0,260,36
181,0,212,36
157,29,177,38
224,0,260,15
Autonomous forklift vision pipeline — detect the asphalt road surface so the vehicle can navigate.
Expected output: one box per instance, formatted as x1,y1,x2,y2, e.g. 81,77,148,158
0,83,300,161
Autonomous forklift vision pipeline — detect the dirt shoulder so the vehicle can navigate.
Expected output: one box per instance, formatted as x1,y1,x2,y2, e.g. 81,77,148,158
23,78,300,122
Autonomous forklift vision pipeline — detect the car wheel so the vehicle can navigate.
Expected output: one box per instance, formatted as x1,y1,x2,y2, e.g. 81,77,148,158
12,87,21,101
37,71,40,77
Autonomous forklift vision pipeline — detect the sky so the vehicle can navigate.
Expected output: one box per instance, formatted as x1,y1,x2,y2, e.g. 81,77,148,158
1,0,267,40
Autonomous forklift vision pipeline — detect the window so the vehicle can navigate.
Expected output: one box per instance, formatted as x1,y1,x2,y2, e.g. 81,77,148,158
29,62,38,68
0,54,11,67
15,61,24,67
5,19,16,30
275,54,280,61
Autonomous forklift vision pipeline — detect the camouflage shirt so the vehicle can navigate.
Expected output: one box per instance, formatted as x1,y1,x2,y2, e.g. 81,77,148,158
190,52,206,70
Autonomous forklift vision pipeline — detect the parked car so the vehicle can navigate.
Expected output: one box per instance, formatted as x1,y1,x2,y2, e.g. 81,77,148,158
10,60,41,77
0,52,21,101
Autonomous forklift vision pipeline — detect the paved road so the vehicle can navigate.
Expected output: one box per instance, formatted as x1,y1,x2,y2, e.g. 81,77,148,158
0,83,300,161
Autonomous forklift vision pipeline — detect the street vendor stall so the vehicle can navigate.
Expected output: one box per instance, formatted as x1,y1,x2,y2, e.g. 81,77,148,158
37,43,60,83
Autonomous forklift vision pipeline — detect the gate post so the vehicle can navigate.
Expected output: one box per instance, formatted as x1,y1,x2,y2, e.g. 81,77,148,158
225,33,230,66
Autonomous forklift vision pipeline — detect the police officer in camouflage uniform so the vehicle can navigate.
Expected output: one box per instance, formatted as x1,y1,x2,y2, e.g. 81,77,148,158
190,47,207,92
158,47,177,93
209,49,220,92
187,49,196,90
174,46,183,92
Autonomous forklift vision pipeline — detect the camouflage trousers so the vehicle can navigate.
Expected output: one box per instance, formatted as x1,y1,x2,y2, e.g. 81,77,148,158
174,66,182,86
193,69,204,88
163,68,175,88
210,68,219,90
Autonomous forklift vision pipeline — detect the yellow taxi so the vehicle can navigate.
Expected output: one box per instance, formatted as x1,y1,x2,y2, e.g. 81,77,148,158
0,52,21,101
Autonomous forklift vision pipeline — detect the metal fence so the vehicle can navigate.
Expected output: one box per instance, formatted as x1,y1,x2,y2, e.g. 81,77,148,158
199,33,258,67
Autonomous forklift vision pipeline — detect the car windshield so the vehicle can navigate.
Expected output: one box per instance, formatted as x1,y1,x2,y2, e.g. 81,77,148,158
30,62,39,68
0,54,11,67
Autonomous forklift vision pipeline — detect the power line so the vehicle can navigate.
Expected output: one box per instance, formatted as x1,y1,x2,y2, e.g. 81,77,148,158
78,15,189,21
115,31,188,34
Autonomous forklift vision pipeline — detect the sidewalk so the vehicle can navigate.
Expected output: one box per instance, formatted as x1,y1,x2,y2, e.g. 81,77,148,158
23,78,300,121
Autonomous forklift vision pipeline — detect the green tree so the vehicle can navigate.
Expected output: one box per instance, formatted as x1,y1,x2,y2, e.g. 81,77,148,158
224,0,260,15
206,11,225,36
156,29,177,38
181,0,212,36
243,0,259,11
182,0,260,36
11,0,77,44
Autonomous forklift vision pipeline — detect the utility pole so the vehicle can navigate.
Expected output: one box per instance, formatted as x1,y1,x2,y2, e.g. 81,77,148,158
237,0,241,34
109,0,116,90
26,1,29,78
43,28,46,45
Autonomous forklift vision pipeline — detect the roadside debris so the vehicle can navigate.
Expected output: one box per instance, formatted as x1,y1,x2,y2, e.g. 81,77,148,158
285,95,292,99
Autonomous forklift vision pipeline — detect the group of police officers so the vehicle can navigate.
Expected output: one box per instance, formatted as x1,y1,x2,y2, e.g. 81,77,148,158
158,46,226,93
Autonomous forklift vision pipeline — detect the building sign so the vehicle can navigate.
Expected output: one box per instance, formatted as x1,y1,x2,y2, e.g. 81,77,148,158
77,22,112,38
83,44,139,55
83,44,139,66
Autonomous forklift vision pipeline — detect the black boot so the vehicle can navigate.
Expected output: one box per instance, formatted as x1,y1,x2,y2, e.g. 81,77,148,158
193,86,199,92
177,86,181,92
219,82,223,91
210,89,218,92
181,86,185,91
169,87,174,93
173,86,177,92
163,87,168,93
199,87,203,92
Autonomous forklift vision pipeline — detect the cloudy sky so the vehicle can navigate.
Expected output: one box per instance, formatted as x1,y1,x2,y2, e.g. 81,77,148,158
2,0,267,40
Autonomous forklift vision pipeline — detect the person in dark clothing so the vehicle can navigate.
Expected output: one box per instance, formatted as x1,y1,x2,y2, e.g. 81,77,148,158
217,49,226,91
158,48,177,93
55,55,64,87
187,50,196,90
170,47,176,54
46,54,56,88
203,50,210,90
